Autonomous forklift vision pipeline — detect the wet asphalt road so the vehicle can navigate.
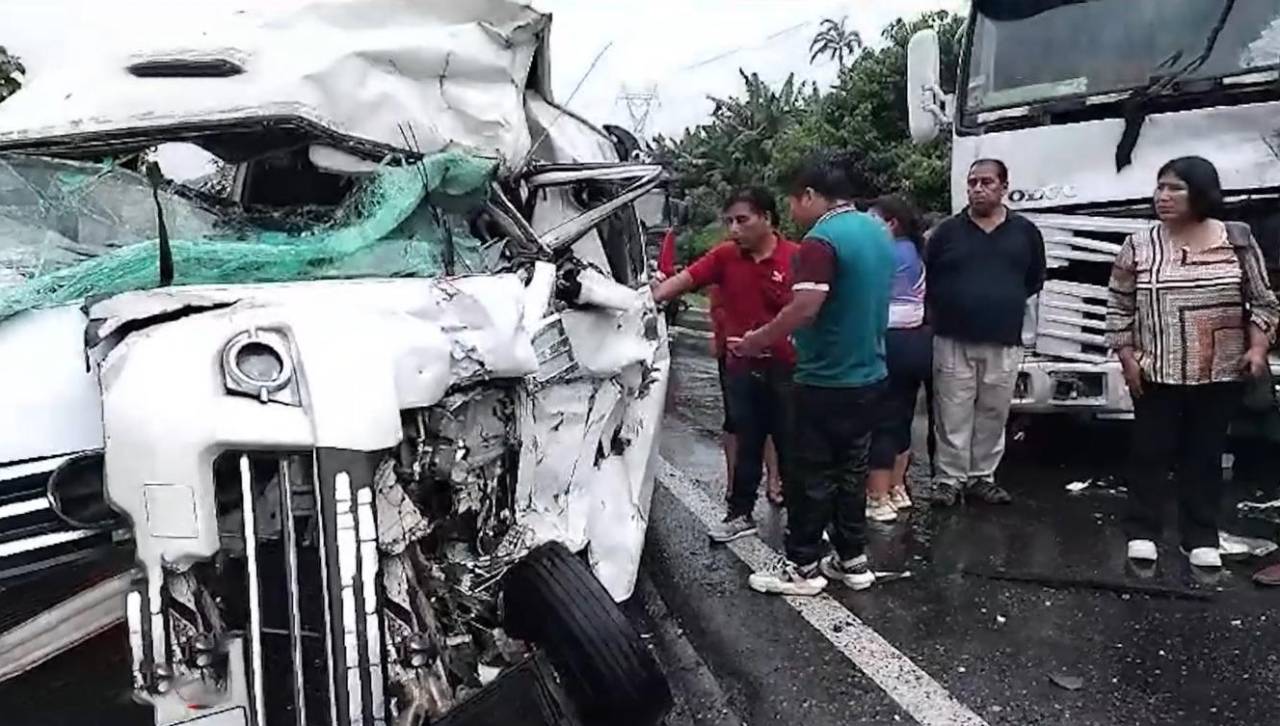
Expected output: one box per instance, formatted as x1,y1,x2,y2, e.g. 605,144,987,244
5,334,1280,726
643,332,1280,726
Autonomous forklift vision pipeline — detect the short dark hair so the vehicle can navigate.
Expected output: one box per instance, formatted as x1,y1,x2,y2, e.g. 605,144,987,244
969,158,1009,184
870,195,926,253
1157,156,1223,221
722,187,779,226
784,150,872,201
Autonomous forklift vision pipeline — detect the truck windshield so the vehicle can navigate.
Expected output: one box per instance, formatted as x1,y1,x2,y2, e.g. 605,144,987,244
0,152,506,319
965,0,1280,113
0,155,220,289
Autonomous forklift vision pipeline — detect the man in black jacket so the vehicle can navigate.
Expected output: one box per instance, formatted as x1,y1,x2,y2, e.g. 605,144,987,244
925,159,1046,506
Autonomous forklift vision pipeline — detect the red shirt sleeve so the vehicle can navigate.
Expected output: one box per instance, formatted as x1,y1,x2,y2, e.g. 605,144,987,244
792,239,836,291
657,229,678,277
686,243,728,289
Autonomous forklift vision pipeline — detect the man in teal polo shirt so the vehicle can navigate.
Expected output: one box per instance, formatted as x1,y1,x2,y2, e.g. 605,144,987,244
732,152,894,596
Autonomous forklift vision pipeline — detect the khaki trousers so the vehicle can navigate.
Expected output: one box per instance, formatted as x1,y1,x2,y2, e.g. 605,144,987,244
932,336,1022,487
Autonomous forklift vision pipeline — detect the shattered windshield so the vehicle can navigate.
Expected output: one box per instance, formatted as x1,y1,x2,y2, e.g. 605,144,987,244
965,0,1280,112
0,156,219,287
0,151,504,318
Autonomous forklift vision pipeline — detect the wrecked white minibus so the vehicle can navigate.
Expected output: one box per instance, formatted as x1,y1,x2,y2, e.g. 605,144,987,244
0,2,672,725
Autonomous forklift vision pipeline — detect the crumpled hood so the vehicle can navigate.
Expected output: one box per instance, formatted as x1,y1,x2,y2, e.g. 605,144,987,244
0,305,103,464
0,0,550,166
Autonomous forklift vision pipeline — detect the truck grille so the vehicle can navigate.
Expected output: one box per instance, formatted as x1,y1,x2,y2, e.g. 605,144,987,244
222,451,388,726
0,455,116,582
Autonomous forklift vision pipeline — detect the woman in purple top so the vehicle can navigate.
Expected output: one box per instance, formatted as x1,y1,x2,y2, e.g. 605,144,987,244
866,196,934,522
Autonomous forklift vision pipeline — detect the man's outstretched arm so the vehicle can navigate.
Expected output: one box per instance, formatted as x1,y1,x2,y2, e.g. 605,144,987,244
652,270,697,303
730,238,833,357
730,289,826,357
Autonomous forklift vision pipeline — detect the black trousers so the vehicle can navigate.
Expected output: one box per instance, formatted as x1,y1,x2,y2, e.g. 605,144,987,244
870,326,935,470
1128,382,1241,550
723,361,792,518
786,380,887,566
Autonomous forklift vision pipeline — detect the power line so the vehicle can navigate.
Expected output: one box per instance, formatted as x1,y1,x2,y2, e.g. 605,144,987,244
675,0,852,73
615,84,661,136
680,20,813,72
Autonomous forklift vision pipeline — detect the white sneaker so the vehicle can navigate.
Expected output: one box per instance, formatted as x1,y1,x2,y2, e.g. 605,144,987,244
820,554,876,591
748,556,827,596
889,486,913,510
1126,539,1158,562
1186,546,1222,568
708,514,756,544
866,498,898,523
1218,533,1253,557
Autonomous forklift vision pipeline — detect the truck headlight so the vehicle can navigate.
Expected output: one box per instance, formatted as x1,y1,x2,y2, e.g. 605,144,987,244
234,341,285,384
223,329,294,403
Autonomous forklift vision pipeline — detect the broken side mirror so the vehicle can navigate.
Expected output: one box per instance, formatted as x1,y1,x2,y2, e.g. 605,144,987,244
906,29,953,145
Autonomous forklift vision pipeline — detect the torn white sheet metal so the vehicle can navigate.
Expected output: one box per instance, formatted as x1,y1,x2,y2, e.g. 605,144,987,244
561,300,661,377
516,292,669,599
572,268,649,313
92,270,667,600
93,277,543,584
0,0,548,167
525,93,618,166
375,460,430,557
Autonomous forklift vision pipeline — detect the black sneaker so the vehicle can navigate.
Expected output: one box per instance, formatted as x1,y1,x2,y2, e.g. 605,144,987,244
968,479,1012,505
929,483,962,507
820,554,876,590
708,514,757,543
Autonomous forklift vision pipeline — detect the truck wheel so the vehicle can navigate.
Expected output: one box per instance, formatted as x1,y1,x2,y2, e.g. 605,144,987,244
501,542,671,726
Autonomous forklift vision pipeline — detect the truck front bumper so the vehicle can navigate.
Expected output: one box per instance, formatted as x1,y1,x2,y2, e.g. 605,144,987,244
1011,357,1133,417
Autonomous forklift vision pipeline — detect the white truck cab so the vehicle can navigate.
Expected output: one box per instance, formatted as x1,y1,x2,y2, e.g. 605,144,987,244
908,0,1280,417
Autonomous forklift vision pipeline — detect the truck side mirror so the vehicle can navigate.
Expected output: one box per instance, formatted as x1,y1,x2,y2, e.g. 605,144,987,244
906,30,953,145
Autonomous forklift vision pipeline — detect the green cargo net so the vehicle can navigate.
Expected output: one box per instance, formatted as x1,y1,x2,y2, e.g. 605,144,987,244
0,150,500,320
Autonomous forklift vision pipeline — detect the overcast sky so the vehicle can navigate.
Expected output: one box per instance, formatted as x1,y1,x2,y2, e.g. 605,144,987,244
2,0,966,177
531,0,966,137
4,0,965,140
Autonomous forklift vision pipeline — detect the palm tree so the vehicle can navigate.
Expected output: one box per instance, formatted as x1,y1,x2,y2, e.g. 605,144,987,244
809,18,862,68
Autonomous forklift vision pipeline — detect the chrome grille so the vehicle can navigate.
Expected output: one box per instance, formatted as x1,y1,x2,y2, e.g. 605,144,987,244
227,451,387,726
0,455,114,581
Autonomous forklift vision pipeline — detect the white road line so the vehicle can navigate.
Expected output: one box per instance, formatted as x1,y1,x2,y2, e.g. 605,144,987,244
658,458,989,726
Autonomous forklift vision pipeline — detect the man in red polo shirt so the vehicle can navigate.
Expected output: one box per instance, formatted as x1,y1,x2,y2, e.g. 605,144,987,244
654,187,797,542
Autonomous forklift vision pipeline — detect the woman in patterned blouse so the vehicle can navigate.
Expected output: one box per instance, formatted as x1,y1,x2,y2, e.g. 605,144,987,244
1106,156,1280,569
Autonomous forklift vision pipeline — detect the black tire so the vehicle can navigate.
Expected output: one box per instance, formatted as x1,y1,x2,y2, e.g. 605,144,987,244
501,542,671,726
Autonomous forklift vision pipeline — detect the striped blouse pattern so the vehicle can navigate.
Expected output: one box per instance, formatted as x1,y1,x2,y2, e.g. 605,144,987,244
1106,221,1280,386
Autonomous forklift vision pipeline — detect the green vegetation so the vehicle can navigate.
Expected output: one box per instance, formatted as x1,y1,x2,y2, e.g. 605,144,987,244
655,11,964,263
0,47,23,104
810,17,863,69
